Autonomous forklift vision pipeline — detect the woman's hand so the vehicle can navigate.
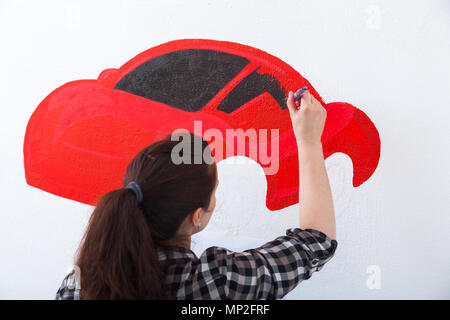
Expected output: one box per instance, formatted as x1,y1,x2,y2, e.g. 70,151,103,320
286,90,327,147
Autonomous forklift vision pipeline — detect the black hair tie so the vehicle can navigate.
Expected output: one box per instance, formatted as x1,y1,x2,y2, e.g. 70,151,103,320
125,181,143,205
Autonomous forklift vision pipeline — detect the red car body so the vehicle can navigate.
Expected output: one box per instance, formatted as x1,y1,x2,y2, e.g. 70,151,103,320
23,39,380,211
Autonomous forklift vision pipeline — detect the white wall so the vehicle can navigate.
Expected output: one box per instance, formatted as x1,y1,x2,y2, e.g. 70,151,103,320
1,0,449,299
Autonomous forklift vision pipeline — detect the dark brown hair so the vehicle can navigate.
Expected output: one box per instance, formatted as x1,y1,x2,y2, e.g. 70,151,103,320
75,132,217,299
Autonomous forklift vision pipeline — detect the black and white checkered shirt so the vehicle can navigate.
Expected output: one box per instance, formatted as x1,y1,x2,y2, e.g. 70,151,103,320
56,228,337,300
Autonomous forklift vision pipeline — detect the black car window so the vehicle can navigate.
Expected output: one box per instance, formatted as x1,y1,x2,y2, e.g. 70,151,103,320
114,49,250,112
216,66,287,113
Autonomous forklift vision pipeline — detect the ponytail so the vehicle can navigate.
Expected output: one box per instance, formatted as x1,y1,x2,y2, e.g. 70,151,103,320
76,188,166,299
75,132,217,299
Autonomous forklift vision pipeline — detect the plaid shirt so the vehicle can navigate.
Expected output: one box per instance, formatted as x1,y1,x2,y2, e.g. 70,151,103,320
56,228,337,300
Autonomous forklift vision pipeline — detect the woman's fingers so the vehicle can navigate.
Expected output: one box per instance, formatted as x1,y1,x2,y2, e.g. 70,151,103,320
287,91,296,116
288,88,322,116
300,90,312,108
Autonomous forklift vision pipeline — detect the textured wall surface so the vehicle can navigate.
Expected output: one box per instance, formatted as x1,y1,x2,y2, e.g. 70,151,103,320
0,0,449,299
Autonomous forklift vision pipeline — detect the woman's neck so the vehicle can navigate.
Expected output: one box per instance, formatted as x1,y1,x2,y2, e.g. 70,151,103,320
159,235,191,249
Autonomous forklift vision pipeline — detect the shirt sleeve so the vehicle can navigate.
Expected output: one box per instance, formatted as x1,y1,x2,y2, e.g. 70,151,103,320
198,228,337,299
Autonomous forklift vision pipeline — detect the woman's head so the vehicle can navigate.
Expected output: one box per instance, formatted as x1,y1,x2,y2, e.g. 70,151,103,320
76,132,217,299
124,131,218,240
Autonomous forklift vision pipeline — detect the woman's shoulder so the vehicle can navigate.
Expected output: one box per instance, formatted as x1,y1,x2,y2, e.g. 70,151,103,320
55,271,80,300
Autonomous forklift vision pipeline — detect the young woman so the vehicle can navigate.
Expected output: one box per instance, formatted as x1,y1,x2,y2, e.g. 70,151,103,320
56,90,337,299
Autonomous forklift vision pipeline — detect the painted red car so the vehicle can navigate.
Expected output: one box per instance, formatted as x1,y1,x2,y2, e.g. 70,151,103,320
24,39,380,210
